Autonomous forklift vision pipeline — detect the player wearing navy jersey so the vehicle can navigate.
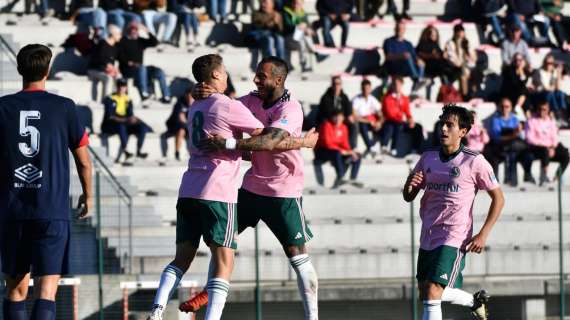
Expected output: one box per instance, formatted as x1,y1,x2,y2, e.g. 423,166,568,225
0,44,93,320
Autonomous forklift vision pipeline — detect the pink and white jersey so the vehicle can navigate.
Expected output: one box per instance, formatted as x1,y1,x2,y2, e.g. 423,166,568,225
413,146,500,251
239,91,304,198
179,93,263,203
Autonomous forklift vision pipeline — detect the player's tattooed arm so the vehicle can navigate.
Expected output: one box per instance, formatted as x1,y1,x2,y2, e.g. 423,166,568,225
274,128,319,150
197,127,289,152
403,171,424,202
236,127,289,151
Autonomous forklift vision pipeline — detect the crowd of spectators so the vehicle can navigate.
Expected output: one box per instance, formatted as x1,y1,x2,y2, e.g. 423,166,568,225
3,0,570,186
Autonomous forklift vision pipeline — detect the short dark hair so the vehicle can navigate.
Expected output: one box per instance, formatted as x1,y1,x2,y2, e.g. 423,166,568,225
259,56,289,79
192,54,224,83
361,79,371,87
439,104,473,132
17,44,52,82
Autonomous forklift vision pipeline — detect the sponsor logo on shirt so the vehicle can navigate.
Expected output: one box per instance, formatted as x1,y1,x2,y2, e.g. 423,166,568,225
279,118,289,125
450,166,461,178
426,182,459,193
14,163,42,189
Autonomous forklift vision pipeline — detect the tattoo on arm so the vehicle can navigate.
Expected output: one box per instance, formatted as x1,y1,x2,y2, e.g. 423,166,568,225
236,127,289,151
274,136,305,150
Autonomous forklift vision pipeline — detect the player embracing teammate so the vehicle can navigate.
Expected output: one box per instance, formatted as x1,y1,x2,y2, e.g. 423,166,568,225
404,104,505,320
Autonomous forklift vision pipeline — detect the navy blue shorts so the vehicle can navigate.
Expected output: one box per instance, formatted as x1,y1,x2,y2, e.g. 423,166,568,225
1,220,70,277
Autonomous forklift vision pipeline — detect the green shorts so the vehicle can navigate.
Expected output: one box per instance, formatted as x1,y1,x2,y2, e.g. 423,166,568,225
416,245,465,288
176,198,238,250
237,188,313,247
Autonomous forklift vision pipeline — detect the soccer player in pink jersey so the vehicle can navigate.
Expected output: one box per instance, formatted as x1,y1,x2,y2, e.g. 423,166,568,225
147,55,317,320
403,104,505,320
180,57,319,320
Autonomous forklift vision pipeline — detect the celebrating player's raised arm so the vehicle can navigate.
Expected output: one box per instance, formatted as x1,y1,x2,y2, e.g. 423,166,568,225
466,188,505,254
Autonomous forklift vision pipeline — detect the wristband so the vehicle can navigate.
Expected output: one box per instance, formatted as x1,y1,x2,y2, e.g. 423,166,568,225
225,138,237,150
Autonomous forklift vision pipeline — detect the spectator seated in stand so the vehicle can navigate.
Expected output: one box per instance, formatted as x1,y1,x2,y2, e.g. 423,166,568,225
118,22,172,103
381,76,423,156
101,79,153,163
69,0,108,38
483,97,534,186
314,109,362,189
135,0,177,45
500,52,533,115
317,75,357,148
525,101,569,186
87,24,122,102
316,0,352,49
443,24,477,99
171,0,204,48
532,53,568,122
159,88,193,165
352,79,382,157
282,0,326,72
540,0,569,49
416,25,461,97
466,110,490,153
507,0,550,46
246,0,286,59
501,24,531,66
383,19,426,91
101,0,142,31
474,0,507,44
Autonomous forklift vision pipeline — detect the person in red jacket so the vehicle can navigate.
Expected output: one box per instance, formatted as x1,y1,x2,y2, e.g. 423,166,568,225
313,110,362,188
381,76,424,156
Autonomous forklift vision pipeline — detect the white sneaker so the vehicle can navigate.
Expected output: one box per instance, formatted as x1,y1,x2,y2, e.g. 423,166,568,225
147,306,163,320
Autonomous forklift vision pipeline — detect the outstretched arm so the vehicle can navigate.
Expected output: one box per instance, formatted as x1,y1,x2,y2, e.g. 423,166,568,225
466,187,504,253
274,128,319,150
198,127,289,152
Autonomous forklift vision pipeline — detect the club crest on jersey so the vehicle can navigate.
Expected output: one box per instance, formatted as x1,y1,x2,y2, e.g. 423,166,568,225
450,166,461,178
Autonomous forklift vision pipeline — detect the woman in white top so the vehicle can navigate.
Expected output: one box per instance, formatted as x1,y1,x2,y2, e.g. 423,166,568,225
533,53,567,116
444,24,476,98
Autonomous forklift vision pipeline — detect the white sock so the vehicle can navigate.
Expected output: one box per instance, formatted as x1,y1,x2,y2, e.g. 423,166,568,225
153,264,184,311
441,287,474,307
205,278,230,320
422,300,442,320
290,254,319,320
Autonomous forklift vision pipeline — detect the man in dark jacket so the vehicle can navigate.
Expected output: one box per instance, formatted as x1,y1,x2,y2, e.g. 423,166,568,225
317,75,357,148
87,24,121,101
117,21,172,102
101,79,152,163
316,0,352,48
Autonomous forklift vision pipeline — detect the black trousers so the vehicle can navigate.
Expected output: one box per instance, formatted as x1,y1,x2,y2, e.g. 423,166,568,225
528,143,570,176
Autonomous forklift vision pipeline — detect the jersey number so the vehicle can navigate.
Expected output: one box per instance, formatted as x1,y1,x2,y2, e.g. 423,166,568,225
191,111,204,147
19,110,41,158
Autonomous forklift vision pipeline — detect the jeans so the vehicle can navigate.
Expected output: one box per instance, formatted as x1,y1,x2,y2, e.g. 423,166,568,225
358,122,380,151
142,10,177,42
488,15,505,40
321,15,349,48
313,149,361,185
134,65,171,99
208,0,227,21
107,9,142,31
545,90,567,112
249,29,285,59
87,69,114,102
177,9,199,37
77,8,108,38
380,120,403,150
510,14,550,43
385,56,424,80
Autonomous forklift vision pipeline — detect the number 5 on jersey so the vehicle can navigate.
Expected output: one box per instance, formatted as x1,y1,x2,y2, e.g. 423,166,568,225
19,110,41,158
